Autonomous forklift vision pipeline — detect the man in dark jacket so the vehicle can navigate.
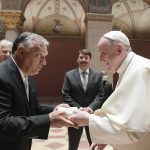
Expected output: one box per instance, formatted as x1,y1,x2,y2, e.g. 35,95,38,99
0,32,75,150
62,49,113,150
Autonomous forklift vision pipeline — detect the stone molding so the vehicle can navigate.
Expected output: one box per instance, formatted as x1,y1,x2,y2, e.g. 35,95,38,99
0,10,25,29
85,13,113,23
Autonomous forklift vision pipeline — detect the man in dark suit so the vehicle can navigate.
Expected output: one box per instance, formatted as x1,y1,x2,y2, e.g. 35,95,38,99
62,49,113,150
0,32,76,150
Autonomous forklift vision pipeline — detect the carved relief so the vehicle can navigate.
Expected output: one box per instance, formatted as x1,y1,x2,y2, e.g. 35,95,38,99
0,10,25,30
34,15,81,36
23,0,85,36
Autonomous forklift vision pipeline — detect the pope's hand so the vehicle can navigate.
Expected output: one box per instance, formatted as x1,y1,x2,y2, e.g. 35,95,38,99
49,110,78,128
69,110,90,126
79,107,93,113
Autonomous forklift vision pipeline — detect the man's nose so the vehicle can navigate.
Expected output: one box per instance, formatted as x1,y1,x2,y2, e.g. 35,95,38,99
82,57,86,61
42,57,47,66
6,51,11,56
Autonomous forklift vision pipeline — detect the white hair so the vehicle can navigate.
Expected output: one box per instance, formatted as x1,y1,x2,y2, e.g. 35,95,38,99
0,39,12,48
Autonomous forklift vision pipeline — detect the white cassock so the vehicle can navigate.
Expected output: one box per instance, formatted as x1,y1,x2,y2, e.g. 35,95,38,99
89,51,150,150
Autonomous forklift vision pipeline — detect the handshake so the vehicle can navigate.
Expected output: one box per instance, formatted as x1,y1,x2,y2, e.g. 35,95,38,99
49,104,90,128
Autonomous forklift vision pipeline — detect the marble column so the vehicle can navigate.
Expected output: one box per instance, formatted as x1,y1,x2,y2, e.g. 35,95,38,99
85,13,113,82
0,10,25,42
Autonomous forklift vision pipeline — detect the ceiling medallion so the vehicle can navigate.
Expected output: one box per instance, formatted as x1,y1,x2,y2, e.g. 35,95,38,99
53,19,63,33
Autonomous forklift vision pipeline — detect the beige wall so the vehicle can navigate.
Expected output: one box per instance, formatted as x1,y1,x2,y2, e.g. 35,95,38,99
86,20,113,83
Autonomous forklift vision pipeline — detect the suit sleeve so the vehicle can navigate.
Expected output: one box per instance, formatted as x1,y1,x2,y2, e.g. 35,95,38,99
62,73,81,108
88,75,106,111
102,80,113,100
29,78,54,115
0,78,50,140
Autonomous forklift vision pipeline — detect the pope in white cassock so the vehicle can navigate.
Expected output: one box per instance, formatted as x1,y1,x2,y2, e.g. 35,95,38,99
69,31,150,150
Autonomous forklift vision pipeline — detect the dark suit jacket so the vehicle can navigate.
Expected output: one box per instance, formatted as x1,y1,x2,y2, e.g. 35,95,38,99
0,58,53,150
102,80,113,100
62,68,107,111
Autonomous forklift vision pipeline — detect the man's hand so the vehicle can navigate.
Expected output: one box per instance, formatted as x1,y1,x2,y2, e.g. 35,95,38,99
49,110,78,128
79,107,93,113
69,110,90,126
89,143,107,150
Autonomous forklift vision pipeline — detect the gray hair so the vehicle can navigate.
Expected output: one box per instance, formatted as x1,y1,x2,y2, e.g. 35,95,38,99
0,39,12,50
12,32,49,54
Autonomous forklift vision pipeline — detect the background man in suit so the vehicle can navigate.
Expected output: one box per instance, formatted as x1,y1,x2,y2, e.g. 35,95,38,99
101,70,113,100
0,39,12,62
0,32,76,150
62,49,112,150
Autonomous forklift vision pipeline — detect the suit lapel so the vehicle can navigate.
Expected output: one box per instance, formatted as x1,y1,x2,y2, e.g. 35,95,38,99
86,68,94,92
28,78,36,114
74,68,85,92
8,58,31,114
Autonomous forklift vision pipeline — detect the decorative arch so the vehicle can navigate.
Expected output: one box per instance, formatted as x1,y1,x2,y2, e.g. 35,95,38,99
19,0,88,14
23,0,86,37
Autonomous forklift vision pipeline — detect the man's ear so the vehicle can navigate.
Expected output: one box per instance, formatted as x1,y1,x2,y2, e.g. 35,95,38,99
16,47,25,58
116,43,123,55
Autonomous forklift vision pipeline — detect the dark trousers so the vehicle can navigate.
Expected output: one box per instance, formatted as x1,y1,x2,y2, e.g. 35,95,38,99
68,126,92,150
0,138,32,150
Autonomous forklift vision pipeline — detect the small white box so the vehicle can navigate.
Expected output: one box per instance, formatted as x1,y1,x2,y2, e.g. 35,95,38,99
57,107,78,118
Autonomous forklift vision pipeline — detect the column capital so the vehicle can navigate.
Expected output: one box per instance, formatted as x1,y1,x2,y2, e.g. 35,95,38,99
85,13,113,23
0,10,26,29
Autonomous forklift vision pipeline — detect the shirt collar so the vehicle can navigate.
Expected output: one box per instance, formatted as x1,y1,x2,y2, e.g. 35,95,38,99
79,67,89,74
11,56,28,82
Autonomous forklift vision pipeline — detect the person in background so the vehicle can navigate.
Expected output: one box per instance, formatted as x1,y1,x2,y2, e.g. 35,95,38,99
0,32,76,150
0,39,12,62
62,49,112,150
101,70,113,100
69,31,150,150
